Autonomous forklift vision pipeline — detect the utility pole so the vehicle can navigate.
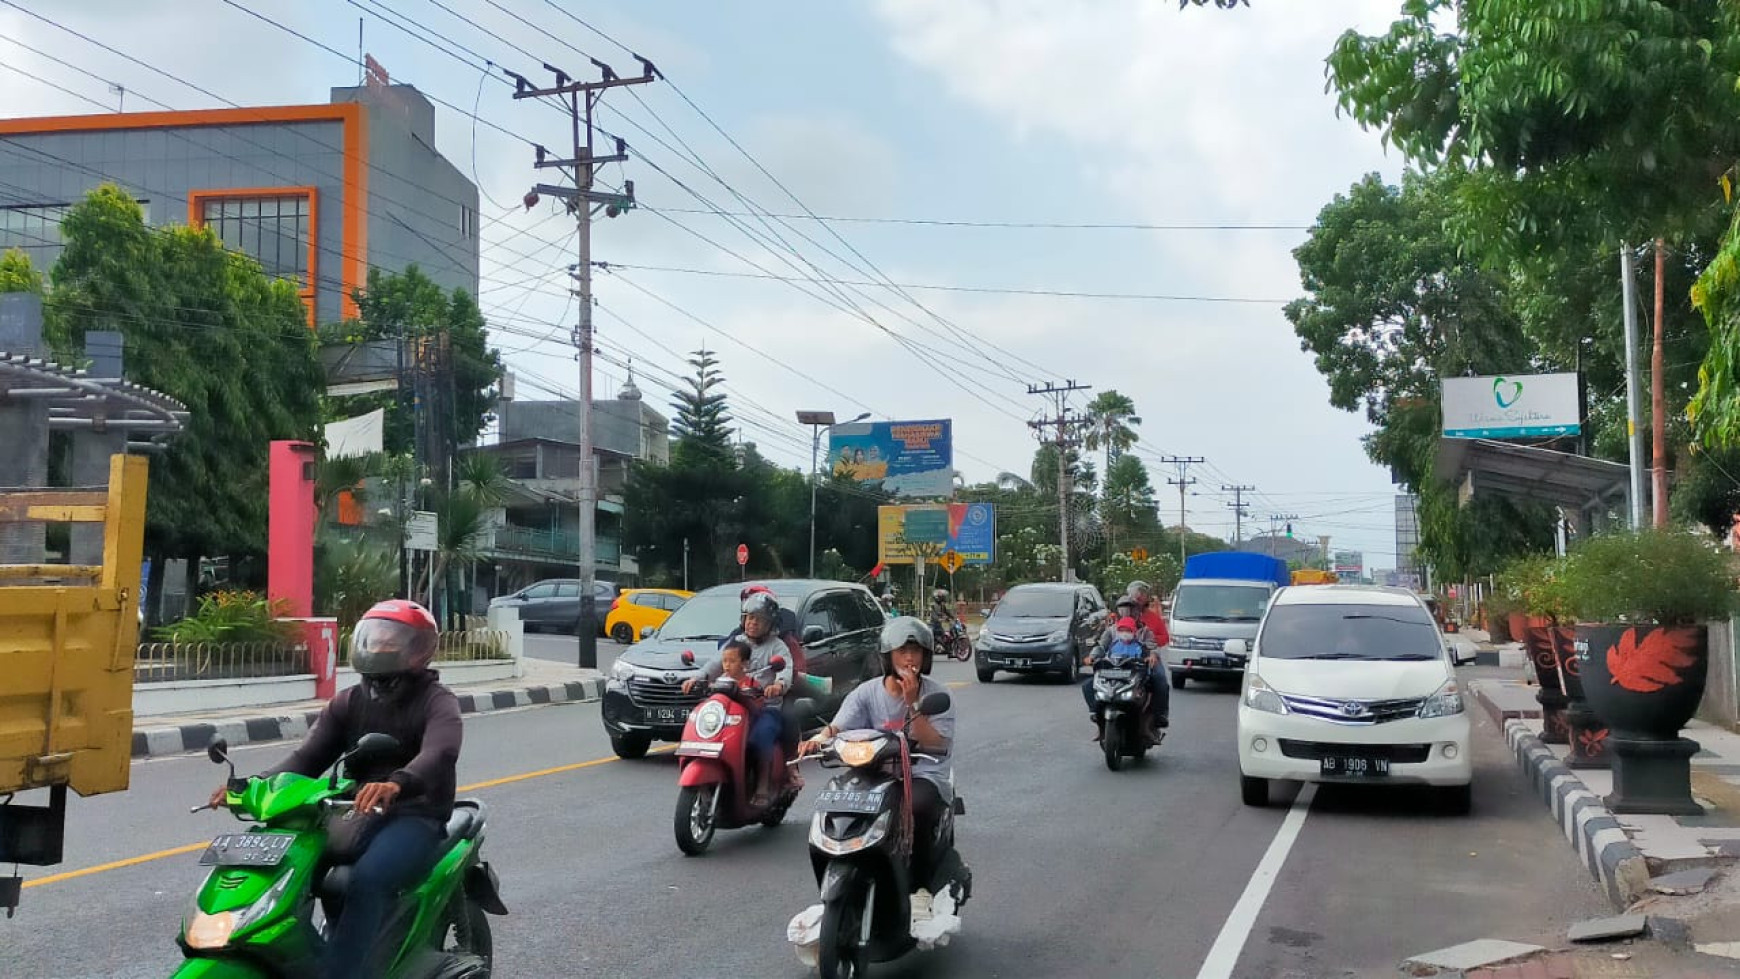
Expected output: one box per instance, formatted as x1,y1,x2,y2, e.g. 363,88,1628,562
1222,484,1254,545
1621,243,1647,529
1653,238,1668,528
1162,455,1204,568
1028,380,1092,582
514,56,655,669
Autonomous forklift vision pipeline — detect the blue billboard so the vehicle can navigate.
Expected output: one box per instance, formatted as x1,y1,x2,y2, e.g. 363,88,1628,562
829,419,953,498
877,502,997,565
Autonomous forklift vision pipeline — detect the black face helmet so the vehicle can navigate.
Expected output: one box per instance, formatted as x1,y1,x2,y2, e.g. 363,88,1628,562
878,615,936,676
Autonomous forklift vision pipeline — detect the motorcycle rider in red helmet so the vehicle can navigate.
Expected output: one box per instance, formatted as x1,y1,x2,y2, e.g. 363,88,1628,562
207,599,462,979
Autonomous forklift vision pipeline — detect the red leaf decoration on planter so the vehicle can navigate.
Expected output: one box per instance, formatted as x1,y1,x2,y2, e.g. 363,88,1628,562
1607,629,1699,693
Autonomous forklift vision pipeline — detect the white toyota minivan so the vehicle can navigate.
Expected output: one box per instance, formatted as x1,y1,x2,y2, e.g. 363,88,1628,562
1234,585,1473,814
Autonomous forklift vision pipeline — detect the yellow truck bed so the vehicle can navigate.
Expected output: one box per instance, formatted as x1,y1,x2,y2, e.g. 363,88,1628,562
0,455,147,799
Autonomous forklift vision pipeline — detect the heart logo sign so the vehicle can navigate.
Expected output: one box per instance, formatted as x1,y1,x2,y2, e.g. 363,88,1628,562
1492,376,1523,409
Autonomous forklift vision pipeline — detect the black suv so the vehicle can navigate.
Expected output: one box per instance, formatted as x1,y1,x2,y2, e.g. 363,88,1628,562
601,579,886,759
974,581,1110,683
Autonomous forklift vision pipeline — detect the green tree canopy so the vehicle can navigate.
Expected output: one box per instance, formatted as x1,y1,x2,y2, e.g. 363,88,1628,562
45,184,324,560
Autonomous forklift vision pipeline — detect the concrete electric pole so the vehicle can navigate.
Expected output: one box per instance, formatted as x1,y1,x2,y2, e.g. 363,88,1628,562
513,56,655,669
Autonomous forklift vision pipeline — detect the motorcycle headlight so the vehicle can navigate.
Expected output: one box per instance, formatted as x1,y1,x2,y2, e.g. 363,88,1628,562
1417,679,1465,719
693,701,727,740
610,659,638,682
185,867,295,949
836,737,885,768
1244,674,1289,716
809,809,892,855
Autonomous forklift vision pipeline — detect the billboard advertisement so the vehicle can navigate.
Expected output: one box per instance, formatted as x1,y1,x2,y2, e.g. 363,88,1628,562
876,503,996,566
830,419,953,498
1333,550,1364,576
1442,372,1580,439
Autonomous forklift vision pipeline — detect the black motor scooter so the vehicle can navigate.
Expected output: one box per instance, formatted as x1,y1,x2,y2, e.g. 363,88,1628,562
786,692,971,979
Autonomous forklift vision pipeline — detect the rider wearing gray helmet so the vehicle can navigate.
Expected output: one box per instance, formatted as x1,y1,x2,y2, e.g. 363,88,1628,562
801,616,957,899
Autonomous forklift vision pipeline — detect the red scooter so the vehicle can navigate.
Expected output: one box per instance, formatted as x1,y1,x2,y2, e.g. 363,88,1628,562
672,653,803,856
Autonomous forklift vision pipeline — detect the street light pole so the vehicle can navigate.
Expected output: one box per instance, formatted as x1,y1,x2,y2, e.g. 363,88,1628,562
798,409,868,578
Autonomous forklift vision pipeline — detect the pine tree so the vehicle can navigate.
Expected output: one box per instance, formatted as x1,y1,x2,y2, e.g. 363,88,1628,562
670,347,733,458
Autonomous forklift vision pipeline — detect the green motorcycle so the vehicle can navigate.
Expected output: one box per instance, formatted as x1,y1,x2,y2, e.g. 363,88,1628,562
172,734,508,978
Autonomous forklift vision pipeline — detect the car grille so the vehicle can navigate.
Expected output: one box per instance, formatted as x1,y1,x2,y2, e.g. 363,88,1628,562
1277,740,1432,764
1170,636,1226,652
1280,693,1425,725
989,633,1051,645
629,677,704,709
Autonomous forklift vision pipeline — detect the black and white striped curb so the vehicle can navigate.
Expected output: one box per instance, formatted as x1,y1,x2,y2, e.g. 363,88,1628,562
131,678,607,759
1505,718,1651,909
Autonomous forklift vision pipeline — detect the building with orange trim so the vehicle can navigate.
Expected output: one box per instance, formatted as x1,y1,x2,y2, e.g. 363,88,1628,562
0,83,479,325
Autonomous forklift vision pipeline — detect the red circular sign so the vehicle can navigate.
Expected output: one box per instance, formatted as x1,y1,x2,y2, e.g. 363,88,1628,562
736,544,749,566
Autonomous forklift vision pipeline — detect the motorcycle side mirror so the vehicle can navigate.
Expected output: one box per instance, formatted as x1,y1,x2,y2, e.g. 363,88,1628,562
353,733,401,757
207,739,230,766
917,691,952,717
769,655,786,672
681,650,695,666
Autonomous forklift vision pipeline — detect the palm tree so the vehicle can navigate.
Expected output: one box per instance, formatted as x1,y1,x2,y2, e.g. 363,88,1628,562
1082,390,1142,477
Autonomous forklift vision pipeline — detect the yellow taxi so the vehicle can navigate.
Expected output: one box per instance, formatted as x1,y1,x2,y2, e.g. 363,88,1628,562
605,588,694,644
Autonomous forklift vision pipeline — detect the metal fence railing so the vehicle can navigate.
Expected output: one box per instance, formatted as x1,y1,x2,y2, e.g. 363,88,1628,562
135,642,311,683
433,629,511,663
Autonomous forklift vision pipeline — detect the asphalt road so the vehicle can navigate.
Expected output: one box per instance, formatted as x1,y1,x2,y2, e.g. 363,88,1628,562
8,661,1618,978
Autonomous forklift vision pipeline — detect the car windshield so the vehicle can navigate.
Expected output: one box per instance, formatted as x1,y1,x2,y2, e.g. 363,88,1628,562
1172,583,1269,622
655,593,744,640
993,589,1072,618
1258,603,1442,661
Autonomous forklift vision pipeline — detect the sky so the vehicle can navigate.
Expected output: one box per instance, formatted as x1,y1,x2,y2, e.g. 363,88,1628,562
0,0,1414,569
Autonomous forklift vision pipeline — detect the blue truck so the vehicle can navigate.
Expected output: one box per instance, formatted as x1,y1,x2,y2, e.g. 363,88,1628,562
1162,552,1290,688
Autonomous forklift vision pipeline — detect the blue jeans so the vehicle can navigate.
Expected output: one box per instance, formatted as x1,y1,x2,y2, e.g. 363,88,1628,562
748,708,783,786
323,814,444,979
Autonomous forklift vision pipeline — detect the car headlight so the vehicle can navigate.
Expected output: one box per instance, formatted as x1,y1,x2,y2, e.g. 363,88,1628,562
185,866,295,949
610,659,638,682
693,701,727,739
1046,629,1070,644
1244,674,1289,715
1417,679,1465,719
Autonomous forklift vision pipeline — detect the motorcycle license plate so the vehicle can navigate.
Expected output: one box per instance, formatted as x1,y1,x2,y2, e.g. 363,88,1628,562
646,706,685,724
814,788,884,814
1320,756,1389,778
200,832,295,867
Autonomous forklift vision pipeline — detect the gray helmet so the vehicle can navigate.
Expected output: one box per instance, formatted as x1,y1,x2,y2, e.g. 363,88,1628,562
879,615,935,675
1126,580,1152,602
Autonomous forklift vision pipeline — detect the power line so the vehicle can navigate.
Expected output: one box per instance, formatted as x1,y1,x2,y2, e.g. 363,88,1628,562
654,207,1312,232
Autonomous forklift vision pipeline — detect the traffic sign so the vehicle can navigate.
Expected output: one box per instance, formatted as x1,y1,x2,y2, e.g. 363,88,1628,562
1130,547,1148,562
736,544,749,566
940,550,964,574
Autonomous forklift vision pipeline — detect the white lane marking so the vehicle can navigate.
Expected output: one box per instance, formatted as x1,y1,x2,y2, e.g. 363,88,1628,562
1192,784,1316,979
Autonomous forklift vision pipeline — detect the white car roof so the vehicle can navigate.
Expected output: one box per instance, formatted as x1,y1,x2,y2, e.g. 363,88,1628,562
1270,584,1424,607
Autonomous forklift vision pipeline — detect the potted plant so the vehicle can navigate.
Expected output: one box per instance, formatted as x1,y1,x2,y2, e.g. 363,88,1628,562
1495,553,1571,744
1559,528,1739,813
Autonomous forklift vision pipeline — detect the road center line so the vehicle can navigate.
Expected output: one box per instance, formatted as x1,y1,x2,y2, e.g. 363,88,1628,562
23,744,676,891
1191,784,1316,979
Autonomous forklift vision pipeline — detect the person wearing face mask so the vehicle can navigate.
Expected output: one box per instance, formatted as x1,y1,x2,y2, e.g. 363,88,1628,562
207,599,461,979
1080,595,1167,740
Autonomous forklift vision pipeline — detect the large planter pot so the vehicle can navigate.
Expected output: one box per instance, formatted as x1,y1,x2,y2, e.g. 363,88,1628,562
1523,622,1569,744
1507,612,1529,645
1575,623,1710,816
1552,625,1609,769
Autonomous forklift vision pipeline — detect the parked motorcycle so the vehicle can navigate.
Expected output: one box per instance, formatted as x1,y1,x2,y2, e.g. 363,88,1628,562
672,654,804,855
175,735,507,979
1093,655,1161,771
786,692,971,979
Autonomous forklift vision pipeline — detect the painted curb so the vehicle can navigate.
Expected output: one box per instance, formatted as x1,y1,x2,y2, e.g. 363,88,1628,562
1504,718,1651,910
131,677,606,758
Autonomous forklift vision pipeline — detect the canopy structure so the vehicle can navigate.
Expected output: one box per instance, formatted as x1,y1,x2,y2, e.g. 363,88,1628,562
1434,438,1630,526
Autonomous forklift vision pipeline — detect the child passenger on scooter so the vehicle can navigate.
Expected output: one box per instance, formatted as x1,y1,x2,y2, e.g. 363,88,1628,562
716,637,784,805
719,639,759,689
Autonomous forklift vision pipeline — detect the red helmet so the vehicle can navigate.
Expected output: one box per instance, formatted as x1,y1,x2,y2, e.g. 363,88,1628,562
740,584,774,602
351,599,439,676
1115,616,1139,634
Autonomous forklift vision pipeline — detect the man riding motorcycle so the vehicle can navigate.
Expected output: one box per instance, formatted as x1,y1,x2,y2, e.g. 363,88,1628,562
686,592,795,806
207,599,462,979
1126,580,1172,729
928,588,963,648
1082,595,1167,740
800,616,959,915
